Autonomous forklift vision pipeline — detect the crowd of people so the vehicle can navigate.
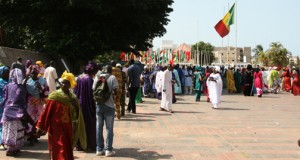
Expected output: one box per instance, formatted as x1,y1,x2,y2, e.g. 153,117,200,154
0,56,299,159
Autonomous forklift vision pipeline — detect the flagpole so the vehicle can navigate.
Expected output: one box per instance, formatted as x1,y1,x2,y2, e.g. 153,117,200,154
197,20,199,66
227,3,229,66
235,0,238,64
221,6,225,65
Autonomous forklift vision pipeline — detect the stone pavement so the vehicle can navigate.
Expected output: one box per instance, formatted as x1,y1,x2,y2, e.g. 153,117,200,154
0,91,300,160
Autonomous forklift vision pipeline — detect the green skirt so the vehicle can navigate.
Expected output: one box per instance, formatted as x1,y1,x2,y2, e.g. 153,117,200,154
135,87,143,103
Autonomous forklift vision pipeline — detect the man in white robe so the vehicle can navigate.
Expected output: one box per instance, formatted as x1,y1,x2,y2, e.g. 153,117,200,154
207,66,223,109
155,67,164,100
160,65,174,113
44,61,60,94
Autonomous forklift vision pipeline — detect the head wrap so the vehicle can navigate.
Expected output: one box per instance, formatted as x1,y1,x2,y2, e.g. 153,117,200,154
241,68,246,73
195,66,201,71
29,65,39,74
246,64,253,71
214,66,220,72
0,66,9,77
84,61,98,74
61,71,77,89
36,61,44,67
26,60,33,68
272,66,278,70
116,63,121,67
10,68,23,84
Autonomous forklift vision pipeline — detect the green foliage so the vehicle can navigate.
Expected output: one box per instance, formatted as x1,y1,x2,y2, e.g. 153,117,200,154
296,56,300,68
258,51,269,66
94,51,121,63
252,44,264,64
191,41,215,65
0,0,173,64
267,42,288,67
254,42,289,67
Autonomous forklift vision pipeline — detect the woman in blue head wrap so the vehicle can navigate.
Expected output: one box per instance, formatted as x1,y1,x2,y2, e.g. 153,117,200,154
1,68,27,156
0,66,9,147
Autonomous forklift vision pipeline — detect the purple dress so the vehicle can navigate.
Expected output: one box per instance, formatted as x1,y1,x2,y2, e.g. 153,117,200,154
1,83,27,122
73,74,96,150
1,83,27,151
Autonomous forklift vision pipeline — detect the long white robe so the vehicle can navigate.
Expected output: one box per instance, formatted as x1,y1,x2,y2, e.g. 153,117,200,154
161,70,172,111
155,71,164,93
262,71,269,92
207,73,223,108
43,66,58,94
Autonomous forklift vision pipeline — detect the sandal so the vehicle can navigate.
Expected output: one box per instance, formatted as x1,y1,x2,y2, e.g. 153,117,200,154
1,144,7,150
6,150,20,157
159,108,165,111
74,146,83,151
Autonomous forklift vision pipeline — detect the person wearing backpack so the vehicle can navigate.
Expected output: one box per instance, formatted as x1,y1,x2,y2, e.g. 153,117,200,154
94,65,118,157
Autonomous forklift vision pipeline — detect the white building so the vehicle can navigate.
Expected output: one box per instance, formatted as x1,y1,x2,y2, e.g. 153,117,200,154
213,46,251,64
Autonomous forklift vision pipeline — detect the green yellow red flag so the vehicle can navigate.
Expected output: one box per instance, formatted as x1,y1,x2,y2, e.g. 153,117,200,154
214,3,235,38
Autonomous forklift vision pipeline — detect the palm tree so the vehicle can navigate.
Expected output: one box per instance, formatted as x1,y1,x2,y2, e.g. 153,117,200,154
252,45,264,65
258,51,269,66
252,44,264,57
268,42,288,67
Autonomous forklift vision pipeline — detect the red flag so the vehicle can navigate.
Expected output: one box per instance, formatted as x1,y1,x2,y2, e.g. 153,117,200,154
120,52,126,61
186,51,191,61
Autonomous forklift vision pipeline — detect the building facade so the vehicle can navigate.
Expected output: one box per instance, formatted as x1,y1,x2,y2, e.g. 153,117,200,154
213,46,251,64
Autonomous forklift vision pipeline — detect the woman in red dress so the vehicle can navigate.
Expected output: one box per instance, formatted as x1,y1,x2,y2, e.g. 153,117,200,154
281,67,292,92
292,69,300,96
203,66,211,102
36,72,80,160
253,68,263,97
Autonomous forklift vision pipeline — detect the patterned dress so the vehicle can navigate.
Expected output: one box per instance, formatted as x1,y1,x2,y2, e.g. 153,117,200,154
1,76,26,153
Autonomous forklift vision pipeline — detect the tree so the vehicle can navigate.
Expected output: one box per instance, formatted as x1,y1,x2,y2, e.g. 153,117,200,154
0,0,173,70
252,44,264,64
296,56,300,68
267,42,288,67
191,41,215,65
94,51,121,64
257,51,270,67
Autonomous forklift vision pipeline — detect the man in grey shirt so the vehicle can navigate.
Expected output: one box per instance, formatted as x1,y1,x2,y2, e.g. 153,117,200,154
95,65,118,157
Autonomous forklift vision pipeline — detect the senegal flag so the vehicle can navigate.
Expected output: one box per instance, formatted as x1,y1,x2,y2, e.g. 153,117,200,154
214,3,235,38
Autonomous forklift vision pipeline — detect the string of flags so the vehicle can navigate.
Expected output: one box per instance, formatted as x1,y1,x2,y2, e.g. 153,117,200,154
119,49,191,65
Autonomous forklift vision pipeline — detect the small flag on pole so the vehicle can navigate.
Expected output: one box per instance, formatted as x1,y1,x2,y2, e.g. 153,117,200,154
214,3,235,38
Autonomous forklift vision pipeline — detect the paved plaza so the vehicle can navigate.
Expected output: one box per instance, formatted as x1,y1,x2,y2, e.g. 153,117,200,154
0,91,300,160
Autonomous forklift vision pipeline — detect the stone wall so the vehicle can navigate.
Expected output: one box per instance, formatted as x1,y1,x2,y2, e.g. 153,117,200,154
0,46,66,76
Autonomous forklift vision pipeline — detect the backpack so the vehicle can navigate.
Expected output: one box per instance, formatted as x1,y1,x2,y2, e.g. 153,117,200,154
93,75,111,104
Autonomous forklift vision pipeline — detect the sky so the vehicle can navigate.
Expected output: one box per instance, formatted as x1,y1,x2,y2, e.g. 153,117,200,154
152,0,300,56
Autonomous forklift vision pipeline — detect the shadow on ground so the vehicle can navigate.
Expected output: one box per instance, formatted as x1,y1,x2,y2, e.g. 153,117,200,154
119,118,155,122
114,148,173,160
14,151,50,159
173,111,204,114
215,107,250,111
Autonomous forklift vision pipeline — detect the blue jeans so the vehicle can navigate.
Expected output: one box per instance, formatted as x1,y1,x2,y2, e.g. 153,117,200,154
96,103,115,152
